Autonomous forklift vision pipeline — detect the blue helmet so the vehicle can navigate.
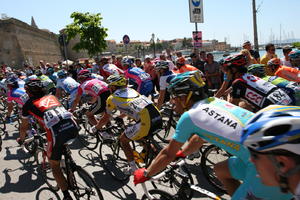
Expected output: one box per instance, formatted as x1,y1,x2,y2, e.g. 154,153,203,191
121,57,134,66
288,50,300,61
57,70,67,79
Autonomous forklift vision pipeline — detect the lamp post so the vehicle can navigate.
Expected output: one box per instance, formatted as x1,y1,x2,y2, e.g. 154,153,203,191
151,33,156,58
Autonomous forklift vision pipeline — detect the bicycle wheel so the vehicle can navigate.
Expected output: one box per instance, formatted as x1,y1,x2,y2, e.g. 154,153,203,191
71,167,103,200
0,115,6,133
201,144,230,193
99,141,130,181
77,116,100,150
141,189,174,200
23,139,38,155
0,134,2,152
35,148,59,191
155,107,177,143
151,164,194,199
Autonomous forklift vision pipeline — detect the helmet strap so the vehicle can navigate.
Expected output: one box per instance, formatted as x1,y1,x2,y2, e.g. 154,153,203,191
180,91,193,111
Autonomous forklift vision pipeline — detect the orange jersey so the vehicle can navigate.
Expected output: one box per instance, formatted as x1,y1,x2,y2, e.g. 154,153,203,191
275,66,300,82
173,64,198,74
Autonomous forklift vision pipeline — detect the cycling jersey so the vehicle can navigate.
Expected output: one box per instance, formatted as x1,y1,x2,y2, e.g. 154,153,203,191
100,64,124,79
263,76,300,105
275,66,300,82
106,87,162,140
124,67,153,96
22,95,78,160
231,73,293,110
173,64,198,74
77,78,108,98
159,71,176,90
57,76,80,106
91,73,104,81
7,87,28,106
18,79,25,88
173,97,292,200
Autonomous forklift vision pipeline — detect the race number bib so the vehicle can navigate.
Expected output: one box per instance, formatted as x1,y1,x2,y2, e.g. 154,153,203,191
20,93,29,104
129,96,152,113
91,83,102,94
43,107,72,128
139,73,150,81
267,89,292,105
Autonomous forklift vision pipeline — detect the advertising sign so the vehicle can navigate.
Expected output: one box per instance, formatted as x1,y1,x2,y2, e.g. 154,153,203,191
123,34,130,45
193,31,202,48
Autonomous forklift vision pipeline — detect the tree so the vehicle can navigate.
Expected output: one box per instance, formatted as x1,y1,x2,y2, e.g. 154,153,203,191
293,42,300,48
65,12,108,57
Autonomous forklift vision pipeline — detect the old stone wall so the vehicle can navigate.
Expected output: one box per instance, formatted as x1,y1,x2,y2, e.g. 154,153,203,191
0,18,62,68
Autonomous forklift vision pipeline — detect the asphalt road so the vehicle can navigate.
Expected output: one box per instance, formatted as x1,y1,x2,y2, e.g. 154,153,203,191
0,121,230,200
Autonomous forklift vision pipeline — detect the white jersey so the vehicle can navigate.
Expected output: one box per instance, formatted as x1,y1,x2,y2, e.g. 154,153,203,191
57,77,79,94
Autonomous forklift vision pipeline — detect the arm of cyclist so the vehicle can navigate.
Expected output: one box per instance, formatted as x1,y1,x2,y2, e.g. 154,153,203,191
55,88,61,99
156,90,166,110
91,112,111,132
69,93,81,112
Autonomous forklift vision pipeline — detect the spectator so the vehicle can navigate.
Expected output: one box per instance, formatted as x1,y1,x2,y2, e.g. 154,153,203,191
240,49,258,67
281,45,293,67
92,58,101,74
199,51,207,62
159,54,175,71
242,41,260,63
165,49,175,61
111,54,116,64
135,58,143,69
114,55,123,70
260,43,277,65
144,56,159,93
190,52,205,72
39,60,47,74
175,51,182,59
204,53,222,89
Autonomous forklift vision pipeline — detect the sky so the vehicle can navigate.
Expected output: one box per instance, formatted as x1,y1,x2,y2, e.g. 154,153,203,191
1,0,299,47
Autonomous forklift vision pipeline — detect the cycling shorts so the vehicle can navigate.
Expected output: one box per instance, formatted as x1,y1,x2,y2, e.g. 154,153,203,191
48,118,79,160
89,90,110,115
228,156,292,200
125,104,162,140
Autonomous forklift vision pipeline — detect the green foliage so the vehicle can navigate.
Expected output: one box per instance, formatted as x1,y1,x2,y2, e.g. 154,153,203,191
65,12,108,57
293,42,300,48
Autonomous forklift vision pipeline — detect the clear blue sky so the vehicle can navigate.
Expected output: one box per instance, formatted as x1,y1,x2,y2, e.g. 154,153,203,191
1,0,299,46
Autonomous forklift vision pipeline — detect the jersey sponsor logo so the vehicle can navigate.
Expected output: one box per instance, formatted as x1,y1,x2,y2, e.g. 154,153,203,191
202,107,237,129
245,88,263,106
202,132,240,151
39,96,60,108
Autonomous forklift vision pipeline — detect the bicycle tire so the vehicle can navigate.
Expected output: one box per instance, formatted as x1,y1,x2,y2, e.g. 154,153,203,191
0,134,2,152
35,148,59,191
0,115,7,134
77,115,100,150
141,189,174,200
71,167,104,200
201,144,230,193
99,141,130,181
23,139,38,155
151,163,194,199
155,108,177,143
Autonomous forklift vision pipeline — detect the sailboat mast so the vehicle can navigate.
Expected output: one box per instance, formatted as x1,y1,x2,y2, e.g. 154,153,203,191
252,0,259,51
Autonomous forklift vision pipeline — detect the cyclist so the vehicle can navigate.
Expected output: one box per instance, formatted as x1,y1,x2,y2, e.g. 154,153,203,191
173,56,198,74
55,70,80,109
34,69,56,95
69,69,110,125
122,57,153,97
5,76,28,123
154,60,176,109
224,54,293,112
46,67,58,84
99,57,124,79
92,74,162,175
248,64,300,106
17,79,78,200
266,57,300,82
133,71,292,200
241,105,300,199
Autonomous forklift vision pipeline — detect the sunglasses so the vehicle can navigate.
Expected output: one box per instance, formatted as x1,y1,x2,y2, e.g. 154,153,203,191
270,49,276,52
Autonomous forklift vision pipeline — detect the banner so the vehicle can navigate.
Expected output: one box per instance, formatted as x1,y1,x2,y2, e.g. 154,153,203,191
193,31,202,48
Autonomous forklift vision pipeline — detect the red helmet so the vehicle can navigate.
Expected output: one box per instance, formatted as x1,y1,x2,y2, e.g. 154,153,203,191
224,53,247,67
77,69,91,83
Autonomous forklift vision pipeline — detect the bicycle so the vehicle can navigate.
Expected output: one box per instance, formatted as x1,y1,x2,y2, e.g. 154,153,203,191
141,160,222,200
24,134,104,199
73,104,100,151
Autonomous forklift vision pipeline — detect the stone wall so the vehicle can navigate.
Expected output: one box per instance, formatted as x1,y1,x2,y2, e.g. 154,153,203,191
0,18,62,68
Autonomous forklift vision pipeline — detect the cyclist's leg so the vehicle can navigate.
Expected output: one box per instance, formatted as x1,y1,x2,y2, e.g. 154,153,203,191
214,157,241,196
86,96,102,125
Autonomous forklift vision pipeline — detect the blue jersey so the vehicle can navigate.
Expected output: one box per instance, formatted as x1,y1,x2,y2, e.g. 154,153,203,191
173,97,292,200
56,77,79,94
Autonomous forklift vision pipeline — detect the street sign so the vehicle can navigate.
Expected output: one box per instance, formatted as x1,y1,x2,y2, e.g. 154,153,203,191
192,31,202,48
189,0,204,23
123,34,130,45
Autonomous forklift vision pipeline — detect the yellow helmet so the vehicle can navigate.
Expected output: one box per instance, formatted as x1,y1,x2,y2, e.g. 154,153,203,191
106,74,127,87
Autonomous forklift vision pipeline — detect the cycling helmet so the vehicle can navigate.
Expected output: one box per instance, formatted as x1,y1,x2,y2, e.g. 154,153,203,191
265,58,282,76
46,67,54,75
241,106,300,155
35,69,43,76
288,50,300,61
167,70,205,96
267,58,281,67
154,61,169,71
77,69,91,83
247,64,266,78
25,79,44,95
121,57,134,66
6,75,18,86
223,53,247,67
106,74,127,87
57,70,67,79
